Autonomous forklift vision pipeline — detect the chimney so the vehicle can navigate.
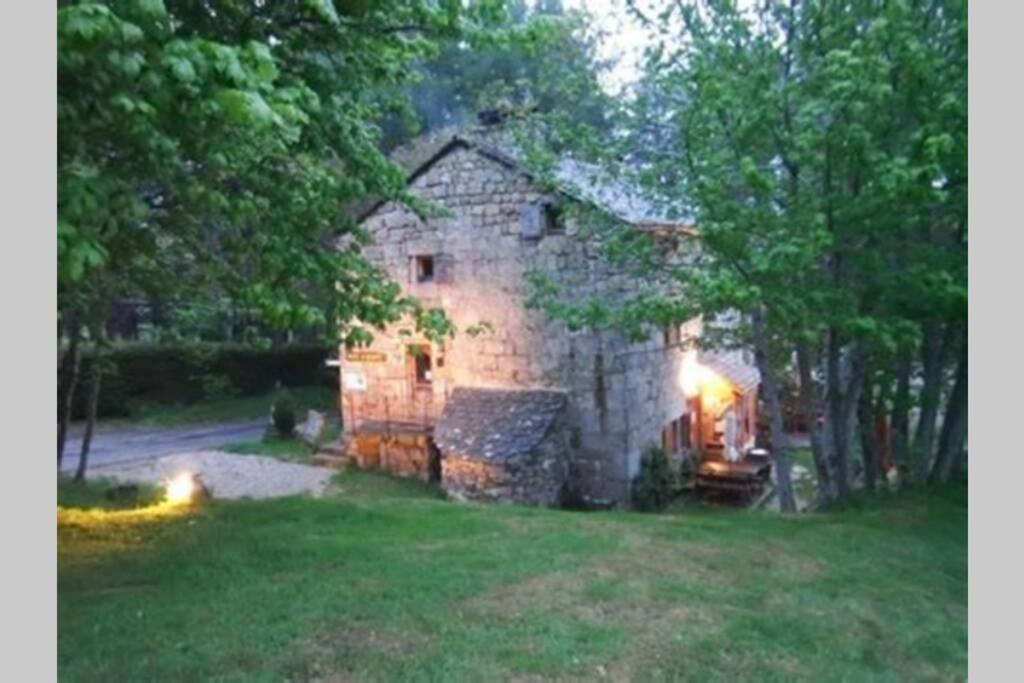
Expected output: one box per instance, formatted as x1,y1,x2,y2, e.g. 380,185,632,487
476,107,509,126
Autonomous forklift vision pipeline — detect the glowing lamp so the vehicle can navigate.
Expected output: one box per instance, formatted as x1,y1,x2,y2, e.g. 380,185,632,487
679,352,713,398
165,473,196,505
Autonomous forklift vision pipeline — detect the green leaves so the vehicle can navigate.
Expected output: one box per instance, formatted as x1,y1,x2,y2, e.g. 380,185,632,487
215,89,280,127
58,221,109,283
520,0,965,399
132,0,167,18
164,54,196,83
59,0,476,342
305,0,341,26
59,4,115,41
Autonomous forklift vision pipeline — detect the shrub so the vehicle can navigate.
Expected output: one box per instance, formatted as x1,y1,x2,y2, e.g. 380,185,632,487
272,388,297,438
631,445,677,512
65,342,331,419
200,372,240,400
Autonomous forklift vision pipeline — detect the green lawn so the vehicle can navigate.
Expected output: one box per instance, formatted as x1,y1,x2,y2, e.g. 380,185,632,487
221,425,342,463
115,385,337,428
220,436,314,460
57,476,164,510
58,472,967,682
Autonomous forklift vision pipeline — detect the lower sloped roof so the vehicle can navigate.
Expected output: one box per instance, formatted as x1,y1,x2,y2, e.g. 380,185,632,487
434,387,566,462
699,351,761,394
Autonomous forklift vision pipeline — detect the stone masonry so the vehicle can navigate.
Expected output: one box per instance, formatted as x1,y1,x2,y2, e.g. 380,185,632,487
340,132,699,504
435,387,569,505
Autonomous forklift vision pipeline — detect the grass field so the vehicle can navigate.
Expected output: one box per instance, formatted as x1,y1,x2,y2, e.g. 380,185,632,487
58,472,967,682
221,424,342,463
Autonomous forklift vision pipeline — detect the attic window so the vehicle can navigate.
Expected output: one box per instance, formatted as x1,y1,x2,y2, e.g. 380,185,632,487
521,202,566,241
543,203,565,234
414,255,435,283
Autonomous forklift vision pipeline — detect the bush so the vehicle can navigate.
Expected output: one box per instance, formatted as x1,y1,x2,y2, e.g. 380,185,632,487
631,445,677,512
272,388,297,438
64,342,332,419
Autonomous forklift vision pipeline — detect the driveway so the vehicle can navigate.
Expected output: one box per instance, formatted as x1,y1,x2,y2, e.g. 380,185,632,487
59,419,267,473
95,451,334,499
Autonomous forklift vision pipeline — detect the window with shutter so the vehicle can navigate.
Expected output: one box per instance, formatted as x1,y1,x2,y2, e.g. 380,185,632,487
520,204,543,241
434,254,455,284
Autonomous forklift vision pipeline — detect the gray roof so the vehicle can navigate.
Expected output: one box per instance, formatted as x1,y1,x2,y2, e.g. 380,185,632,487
434,387,566,462
698,351,761,394
361,127,694,230
462,130,694,229
550,157,693,228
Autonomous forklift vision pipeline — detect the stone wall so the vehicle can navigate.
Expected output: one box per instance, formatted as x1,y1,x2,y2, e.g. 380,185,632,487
380,433,435,482
342,140,698,504
346,431,436,482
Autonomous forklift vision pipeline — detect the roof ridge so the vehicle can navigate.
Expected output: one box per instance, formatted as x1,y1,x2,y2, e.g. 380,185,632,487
360,130,696,231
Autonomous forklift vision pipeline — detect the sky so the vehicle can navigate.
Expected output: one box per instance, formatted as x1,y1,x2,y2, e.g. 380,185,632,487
560,0,759,95
562,0,655,94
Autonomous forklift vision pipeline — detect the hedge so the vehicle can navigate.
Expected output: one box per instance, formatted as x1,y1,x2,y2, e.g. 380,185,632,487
61,343,333,419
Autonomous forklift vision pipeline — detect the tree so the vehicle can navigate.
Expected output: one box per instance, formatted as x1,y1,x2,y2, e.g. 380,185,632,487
57,0,476,471
526,0,966,506
378,0,614,151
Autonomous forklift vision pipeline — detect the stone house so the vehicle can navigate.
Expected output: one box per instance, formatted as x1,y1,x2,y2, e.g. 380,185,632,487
338,127,759,506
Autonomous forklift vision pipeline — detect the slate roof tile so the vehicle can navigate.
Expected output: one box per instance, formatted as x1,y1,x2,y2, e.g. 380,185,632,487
435,387,567,462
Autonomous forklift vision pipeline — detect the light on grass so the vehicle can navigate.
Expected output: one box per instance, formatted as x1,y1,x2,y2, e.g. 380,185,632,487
165,473,196,505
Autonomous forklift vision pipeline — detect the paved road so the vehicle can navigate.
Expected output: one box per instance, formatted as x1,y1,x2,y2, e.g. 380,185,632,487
59,419,267,473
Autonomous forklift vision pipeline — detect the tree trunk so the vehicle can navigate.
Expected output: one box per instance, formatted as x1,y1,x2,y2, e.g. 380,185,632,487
930,339,967,485
873,377,893,492
74,362,103,483
840,349,865,488
796,339,837,505
890,346,912,480
57,324,82,470
912,320,954,482
752,311,797,513
824,328,852,499
857,378,879,495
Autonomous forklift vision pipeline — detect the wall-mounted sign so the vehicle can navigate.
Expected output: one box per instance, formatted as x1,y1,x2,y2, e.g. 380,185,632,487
345,350,387,363
343,371,367,392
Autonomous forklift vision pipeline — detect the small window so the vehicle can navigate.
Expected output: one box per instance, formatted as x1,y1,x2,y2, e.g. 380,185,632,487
543,203,565,234
409,345,432,385
662,414,689,455
414,255,435,283
663,324,681,347
521,202,565,240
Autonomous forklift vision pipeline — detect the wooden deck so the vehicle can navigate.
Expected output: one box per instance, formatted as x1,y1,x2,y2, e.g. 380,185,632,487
695,453,772,497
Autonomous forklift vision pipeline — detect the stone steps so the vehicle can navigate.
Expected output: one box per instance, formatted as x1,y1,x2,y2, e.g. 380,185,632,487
312,440,351,469
312,453,350,470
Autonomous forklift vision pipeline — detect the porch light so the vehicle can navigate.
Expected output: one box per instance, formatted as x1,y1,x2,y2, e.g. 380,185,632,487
679,352,734,404
679,352,713,398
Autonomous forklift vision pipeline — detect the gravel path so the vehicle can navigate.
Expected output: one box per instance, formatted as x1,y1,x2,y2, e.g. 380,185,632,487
91,451,335,500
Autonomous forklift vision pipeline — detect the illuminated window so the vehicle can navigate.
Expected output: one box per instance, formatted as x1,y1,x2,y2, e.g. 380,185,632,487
409,345,432,385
